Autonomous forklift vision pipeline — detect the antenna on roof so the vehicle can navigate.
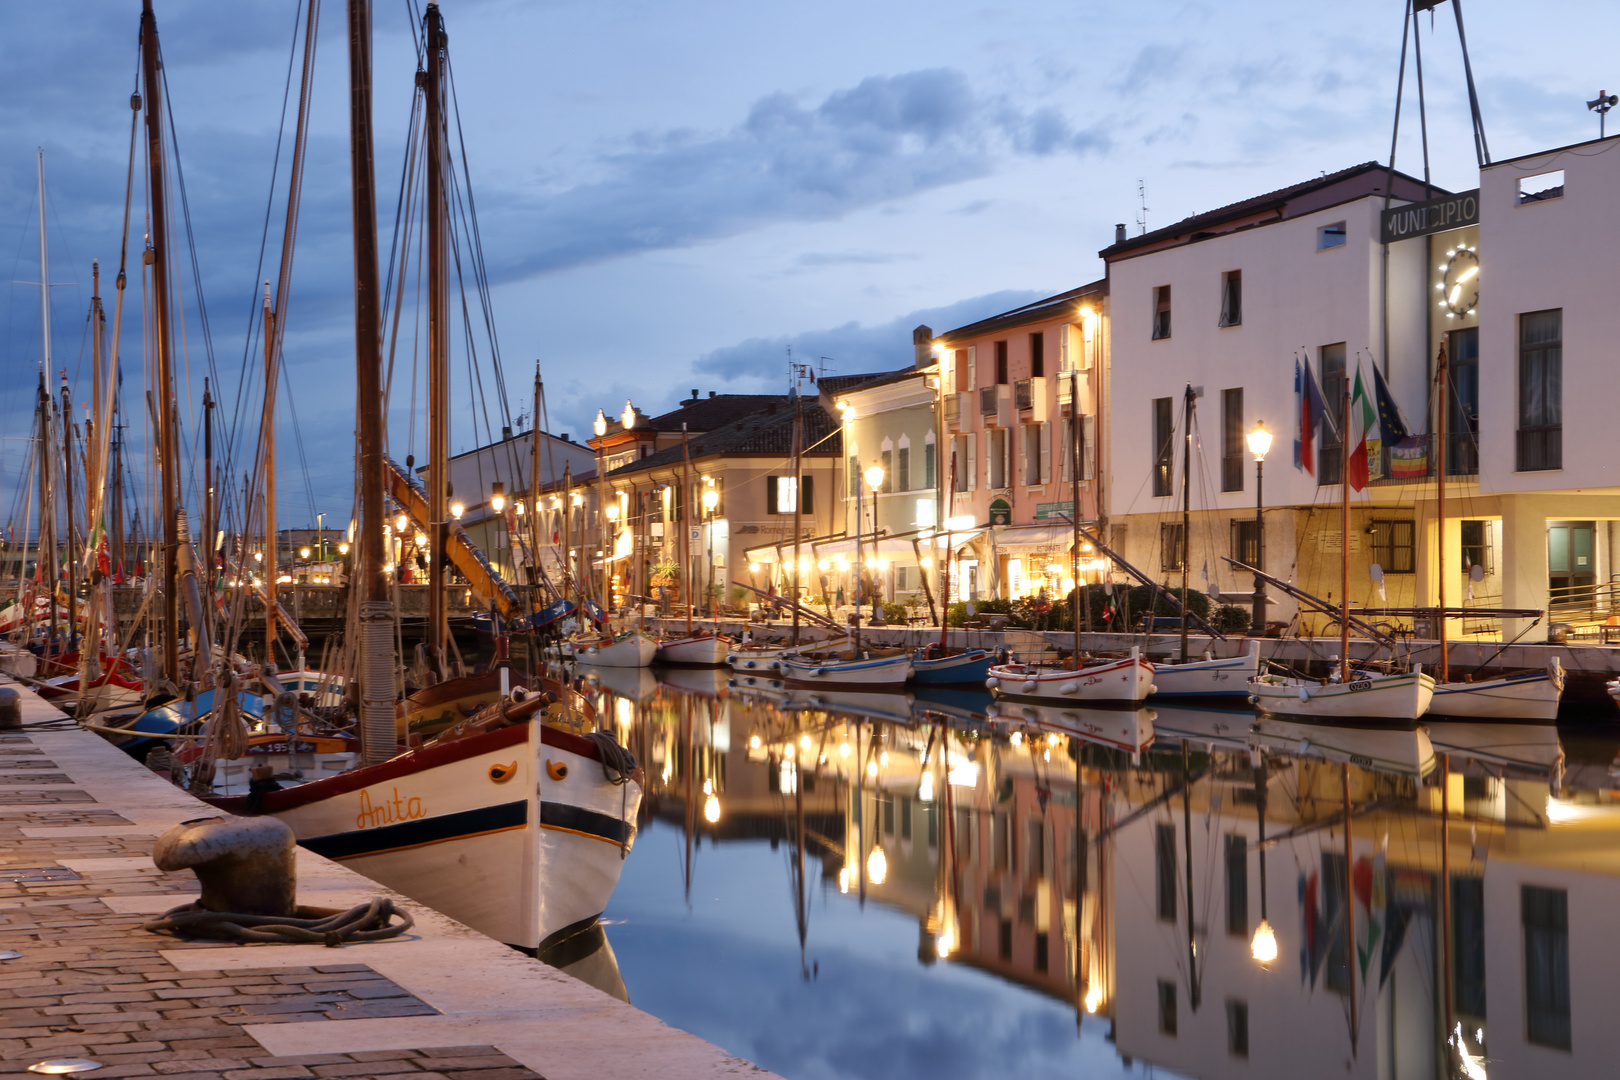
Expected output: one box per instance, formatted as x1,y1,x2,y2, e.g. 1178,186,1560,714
1135,179,1149,235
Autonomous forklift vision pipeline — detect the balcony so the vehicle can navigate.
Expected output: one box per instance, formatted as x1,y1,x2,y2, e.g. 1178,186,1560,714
979,385,998,416
944,392,961,425
978,384,1013,428
1013,377,1047,422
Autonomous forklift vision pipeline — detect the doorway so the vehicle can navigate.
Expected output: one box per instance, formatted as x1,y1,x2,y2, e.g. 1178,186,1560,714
1547,521,1595,598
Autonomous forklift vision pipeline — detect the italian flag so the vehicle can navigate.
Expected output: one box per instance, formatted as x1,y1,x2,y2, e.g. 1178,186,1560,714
1348,362,1376,492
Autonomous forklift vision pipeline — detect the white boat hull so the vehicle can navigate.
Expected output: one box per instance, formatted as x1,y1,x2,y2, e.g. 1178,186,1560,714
1149,642,1261,700
573,633,658,668
988,699,1157,755
780,652,912,688
1426,670,1562,722
1252,716,1436,778
986,651,1154,704
655,633,729,666
1249,669,1435,721
229,721,641,953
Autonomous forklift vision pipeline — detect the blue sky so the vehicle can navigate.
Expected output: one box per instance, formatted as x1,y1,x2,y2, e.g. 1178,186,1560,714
0,0,1613,523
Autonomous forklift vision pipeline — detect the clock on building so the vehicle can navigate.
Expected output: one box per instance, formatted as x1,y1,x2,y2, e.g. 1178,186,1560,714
1436,245,1479,319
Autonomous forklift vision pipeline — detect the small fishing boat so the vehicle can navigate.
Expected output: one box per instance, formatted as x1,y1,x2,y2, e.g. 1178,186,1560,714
398,667,530,741
1424,662,1563,721
726,639,804,673
988,698,1157,756
1250,713,1437,779
779,650,912,689
1425,719,1563,779
570,630,658,668
1148,641,1262,701
986,649,1154,704
910,646,993,686
654,631,730,667
1249,667,1434,721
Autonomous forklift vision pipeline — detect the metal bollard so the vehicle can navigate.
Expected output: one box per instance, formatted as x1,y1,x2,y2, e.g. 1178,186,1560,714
153,815,298,917
0,687,21,730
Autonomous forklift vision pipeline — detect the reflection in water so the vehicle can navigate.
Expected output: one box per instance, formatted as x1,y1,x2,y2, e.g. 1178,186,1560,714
570,663,1616,1080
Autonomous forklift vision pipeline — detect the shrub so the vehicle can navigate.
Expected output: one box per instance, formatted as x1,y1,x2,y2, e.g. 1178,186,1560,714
881,601,909,624
1212,604,1252,634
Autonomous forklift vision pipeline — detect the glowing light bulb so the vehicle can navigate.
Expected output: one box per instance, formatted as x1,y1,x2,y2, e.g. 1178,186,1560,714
749,734,761,749
800,735,812,750
704,794,721,823
1251,918,1278,965
866,846,887,885
1084,983,1103,1014
840,741,850,758
867,759,878,778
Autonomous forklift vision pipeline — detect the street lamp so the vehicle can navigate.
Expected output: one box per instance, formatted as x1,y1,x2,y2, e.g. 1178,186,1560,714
490,482,506,513
450,501,464,521
1245,423,1273,637
863,463,885,622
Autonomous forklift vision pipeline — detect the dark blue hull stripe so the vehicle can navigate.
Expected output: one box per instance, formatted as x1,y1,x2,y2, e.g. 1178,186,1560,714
540,801,636,847
300,800,528,860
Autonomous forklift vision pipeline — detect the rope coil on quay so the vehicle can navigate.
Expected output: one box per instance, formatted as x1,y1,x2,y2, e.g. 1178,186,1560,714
143,896,414,946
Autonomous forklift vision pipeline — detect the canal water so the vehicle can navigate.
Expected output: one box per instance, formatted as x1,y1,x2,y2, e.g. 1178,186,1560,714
569,663,1620,1080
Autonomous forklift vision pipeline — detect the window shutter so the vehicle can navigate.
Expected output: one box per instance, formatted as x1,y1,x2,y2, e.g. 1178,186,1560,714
1082,415,1097,480
800,474,814,514
967,433,977,490
967,345,977,390
766,476,780,515
1040,423,1051,485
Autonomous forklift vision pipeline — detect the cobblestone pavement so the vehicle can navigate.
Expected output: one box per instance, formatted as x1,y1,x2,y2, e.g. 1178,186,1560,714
0,732,544,1080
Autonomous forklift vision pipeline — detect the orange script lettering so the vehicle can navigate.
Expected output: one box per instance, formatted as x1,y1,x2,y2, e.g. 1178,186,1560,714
355,787,425,829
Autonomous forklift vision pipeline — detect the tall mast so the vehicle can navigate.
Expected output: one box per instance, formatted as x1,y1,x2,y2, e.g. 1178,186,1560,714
347,0,397,763
1071,368,1082,667
201,377,213,630
1179,384,1193,664
61,374,75,647
1340,374,1352,684
529,368,543,600
36,150,52,397
681,424,693,635
36,153,58,650
562,460,573,611
1436,343,1449,682
36,374,54,648
140,1,181,680
790,385,803,646
424,2,450,673
261,283,278,661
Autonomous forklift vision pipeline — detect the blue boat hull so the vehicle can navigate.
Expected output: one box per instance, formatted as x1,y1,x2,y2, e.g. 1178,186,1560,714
910,651,993,686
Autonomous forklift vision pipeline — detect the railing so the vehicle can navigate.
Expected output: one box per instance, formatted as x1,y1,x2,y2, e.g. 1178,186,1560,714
1221,455,1244,493
944,392,961,424
1547,576,1620,637
1362,433,1481,488
979,385,998,416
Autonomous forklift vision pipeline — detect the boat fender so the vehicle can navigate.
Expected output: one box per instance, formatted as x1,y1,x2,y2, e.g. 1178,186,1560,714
1298,685,1310,702
1247,695,1259,705
744,660,755,669
1059,682,1080,696
815,667,828,678
1021,680,1038,694
1148,685,1159,695
985,677,999,689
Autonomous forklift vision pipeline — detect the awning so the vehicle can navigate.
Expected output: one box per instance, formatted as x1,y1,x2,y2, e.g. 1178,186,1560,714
989,523,1082,553
743,530,983,565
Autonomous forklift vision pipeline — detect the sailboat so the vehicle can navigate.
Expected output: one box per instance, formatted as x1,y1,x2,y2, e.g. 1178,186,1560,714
179,1,643,955
1250,365,1435,720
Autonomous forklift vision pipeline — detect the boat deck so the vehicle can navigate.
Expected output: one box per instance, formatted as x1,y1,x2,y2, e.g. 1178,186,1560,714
0,675,776,1080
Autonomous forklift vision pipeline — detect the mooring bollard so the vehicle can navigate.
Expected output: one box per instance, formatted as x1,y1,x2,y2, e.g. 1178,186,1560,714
153,815,298,917
0,687,21,731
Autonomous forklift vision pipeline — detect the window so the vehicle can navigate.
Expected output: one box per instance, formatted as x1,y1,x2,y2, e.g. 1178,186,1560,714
1453,876,1486,1020
1221,388,1244,492
924,439,936,489
897,446,910,492
1023,424,1046,486
1448,327,1480,475
926,804,938,847
900,796,912,841
1225,834,1248,937
848,454,859,492
1219,270,1242,327
1232,518,1261,568
1523,885,1570,1050
1060,417,1074,482
999,918,1013,960
1461,520,1493,575
988,429,1008,489
1152,285,1172,340
993,811,1011,871
1035,932,1049,973
1030,332,1045,377
880,448,893,493
1226,1000,1249,1058
895,565,909,590
1160,522,1186,573
1025,818,1045,877
1158,980,1178,1036
767,476,813,515
882,793,895,835
1319,343,1346,484
996,340,1009,384
1317,221,1347,250
1152,397,1175,497
1155,823,1177,921
1370,519,1416,574
1518,170,1564,204
915,498,935,527
954,349,970,391
1517,310,1562,471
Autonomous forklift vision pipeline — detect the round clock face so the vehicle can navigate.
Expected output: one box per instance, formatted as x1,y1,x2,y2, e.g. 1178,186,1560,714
1437,245,1479,318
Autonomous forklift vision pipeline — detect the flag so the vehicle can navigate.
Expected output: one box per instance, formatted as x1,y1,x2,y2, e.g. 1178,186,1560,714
1390,437,1429,478
1295,357,1328,476
1347,362,1375,491
1353,852,1387,983
1370,361,1410,444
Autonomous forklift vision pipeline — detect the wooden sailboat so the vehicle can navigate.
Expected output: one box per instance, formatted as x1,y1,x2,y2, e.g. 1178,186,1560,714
654,421,726,665
1250,365,1435,720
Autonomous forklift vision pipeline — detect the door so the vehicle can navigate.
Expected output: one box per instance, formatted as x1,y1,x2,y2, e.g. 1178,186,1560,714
1548,521,1596,599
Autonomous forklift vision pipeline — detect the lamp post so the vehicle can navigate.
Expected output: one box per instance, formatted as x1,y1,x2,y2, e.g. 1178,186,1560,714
863,462,885,623
701,484,719,620
1245,423,1272,636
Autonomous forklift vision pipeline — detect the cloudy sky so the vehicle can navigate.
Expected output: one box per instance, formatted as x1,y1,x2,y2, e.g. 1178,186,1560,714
0,0,1611,524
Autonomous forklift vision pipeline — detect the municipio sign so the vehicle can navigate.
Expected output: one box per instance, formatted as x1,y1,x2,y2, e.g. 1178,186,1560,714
1380,189,1479,243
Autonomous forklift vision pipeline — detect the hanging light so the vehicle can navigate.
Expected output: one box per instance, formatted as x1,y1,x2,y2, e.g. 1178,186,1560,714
299,547,311,559
702,488,719,512
866,845,888,885
704,793,721,823
514,500,525,516
1251,917,1278,966
491,482,506,512
395,514,408,532
450,502,464,520
1084,982,1103,1014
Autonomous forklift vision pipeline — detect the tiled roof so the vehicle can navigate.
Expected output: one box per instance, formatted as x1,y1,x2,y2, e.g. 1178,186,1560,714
608,398,842,477
647,394,789,432
940,279,1107,341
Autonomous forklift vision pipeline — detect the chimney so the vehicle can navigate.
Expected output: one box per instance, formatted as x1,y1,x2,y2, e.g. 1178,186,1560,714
709,390,717,398
912,324,934,368
501,425,512,440
1115,223,1127,245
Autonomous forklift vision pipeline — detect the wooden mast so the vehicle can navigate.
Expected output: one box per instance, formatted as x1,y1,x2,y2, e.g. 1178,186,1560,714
424,2,450,675
1436,342,1449,682
681,424,693,635
61,374,76,647
346,0,396,764
1179,383,1194,664
529,367,543,601
201,377,213,644
791,385,803,646
139,0,181,681
1071,368,1082,667
261,282,278,662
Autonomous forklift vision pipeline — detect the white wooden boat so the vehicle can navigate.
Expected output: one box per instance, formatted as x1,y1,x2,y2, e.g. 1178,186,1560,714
1148,703,1255,753
779,650,912,689
1426,661,1563,721
1148,641,1261,700
986,649,1154,704
1425,720,1563,779
727,638,826,673
1250,714,1436,778
988,699,1156,755
571,631,657,668
211,691,642,955
654,632,730,666
1249,667,1434,721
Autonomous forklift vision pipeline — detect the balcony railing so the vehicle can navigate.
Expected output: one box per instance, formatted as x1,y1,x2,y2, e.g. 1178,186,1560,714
1015,379,1033,411
979,385,998,416
944,392,961,424
1349,433,1483,487
1516,426,1562,472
